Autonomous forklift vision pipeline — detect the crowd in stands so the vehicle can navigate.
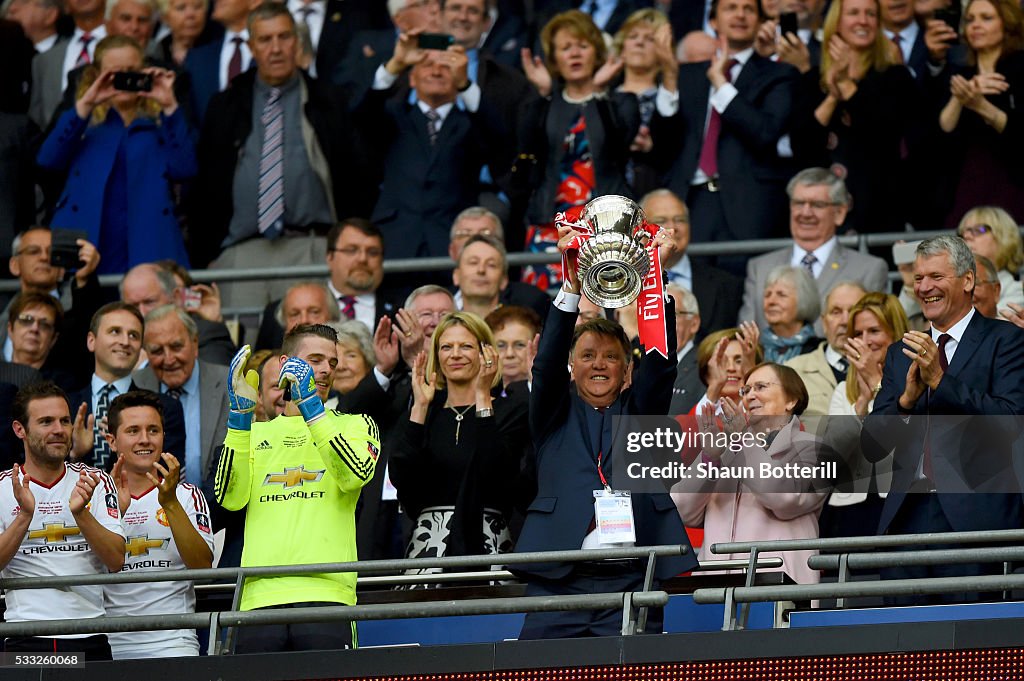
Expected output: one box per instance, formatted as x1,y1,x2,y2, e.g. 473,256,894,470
2,0,1024,661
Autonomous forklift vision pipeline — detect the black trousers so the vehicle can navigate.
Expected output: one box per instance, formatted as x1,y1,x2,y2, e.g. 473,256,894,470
4,634,111,661
234,601,355,653
518,563,664,640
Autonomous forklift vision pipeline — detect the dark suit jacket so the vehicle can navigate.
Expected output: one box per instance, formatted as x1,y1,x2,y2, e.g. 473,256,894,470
668,347,702,416
182,23,233,125
514,297,698,580
314,0,391,83
690,259,742,343
500,282,553,323
66,381,187,470
0,114,36,259
535,0,649,35
254,287,400,351
196,317,237,365
651,54,798,242
330,27,395,106
865,311,1024,534
362,90,485,259
480,10,527,69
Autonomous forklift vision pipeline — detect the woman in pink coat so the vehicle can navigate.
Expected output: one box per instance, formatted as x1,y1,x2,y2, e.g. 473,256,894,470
671,363,832,584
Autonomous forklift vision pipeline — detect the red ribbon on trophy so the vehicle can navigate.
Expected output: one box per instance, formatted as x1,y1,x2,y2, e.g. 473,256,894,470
557,205,669,359
635,220,668,359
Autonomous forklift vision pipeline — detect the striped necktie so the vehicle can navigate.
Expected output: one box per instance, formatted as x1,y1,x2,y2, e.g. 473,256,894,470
75,33,94,67
92,384,114,469
258,87,285,239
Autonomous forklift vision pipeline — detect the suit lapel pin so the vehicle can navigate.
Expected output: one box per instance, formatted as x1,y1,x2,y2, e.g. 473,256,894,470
331,12,341,22
831,263,838,269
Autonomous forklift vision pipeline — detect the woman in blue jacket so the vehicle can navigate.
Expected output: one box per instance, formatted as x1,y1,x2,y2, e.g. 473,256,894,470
38,35,195,274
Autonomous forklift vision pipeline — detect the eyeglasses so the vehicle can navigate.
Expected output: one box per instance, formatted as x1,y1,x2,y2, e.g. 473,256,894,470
959,224,992,238
738,381,780,398
15,245,50,258
453,229,495,240
675,310,697,318
14,314,56,332
648,215,688,226
329,246,383,259
790,199,839,211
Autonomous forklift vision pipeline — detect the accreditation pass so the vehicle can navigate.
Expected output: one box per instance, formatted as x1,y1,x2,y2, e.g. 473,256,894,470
593,489,636,544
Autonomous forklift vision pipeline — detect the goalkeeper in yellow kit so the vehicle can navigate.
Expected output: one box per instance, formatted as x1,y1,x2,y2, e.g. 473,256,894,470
215,323,379,653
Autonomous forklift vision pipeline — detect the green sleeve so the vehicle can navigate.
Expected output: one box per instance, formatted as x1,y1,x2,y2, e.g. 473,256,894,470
308,411,379,493
215,428,253,510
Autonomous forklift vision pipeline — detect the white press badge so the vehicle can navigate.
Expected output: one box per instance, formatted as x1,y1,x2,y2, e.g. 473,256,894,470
593,489,636,544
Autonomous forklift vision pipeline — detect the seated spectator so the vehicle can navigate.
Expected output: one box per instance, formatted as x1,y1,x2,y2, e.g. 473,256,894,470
68,301,186,471
37,35,195,275
738,168,889,334
956,206,1024,312
892,239,928,331
6,0,61,54
517,10,639,292
325,319,376,407
485,305,542,390
6,292,77,391
822,291,907,537
120,263,237,365
453,235,508,319
149,0,208,66
789,0,924,233
255,351,285,422
104,390,214,659
760,266,822,364
2,228,103,377
391,311,528,580
675,29,716,63
612,9,677,197
255,219,399,350
133,305,228,493
672,363,830,584
784,282,865,426
274,281,341,337
935,0,1024,227
973,254,1002,319
665,284,703,416
448,208,552,321
644,189,742,343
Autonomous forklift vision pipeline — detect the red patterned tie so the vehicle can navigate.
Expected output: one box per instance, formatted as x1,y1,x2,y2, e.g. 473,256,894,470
75,33,94,67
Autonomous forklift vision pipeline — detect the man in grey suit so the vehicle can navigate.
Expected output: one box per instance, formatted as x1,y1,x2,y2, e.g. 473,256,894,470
667,284,704,416
738,168,889,333
28,0,106,129
132,305,228,496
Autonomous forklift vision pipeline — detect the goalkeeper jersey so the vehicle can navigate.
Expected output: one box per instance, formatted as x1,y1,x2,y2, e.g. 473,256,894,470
215,411,378,611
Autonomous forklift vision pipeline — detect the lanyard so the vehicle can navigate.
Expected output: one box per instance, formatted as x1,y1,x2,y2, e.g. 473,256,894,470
596,450,610,490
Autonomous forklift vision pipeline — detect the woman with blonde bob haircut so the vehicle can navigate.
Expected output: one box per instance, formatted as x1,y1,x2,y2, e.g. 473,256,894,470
391,311,529,580
956,206,1024,310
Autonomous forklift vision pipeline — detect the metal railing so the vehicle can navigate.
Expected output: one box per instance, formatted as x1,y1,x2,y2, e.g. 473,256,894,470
695,529,1024,630
0,227,952,295
1,543,749,654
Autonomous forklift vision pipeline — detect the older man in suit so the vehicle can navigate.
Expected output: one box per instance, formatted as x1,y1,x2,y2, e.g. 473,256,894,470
515,224,697,639
133,305,229,498
865,235,1024,604
651,0,798,270
785,281,865,427
738,168,889,333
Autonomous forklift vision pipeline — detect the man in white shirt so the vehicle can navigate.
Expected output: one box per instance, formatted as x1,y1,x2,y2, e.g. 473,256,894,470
104,390,214,659
0,381,125,659
5,0,61,53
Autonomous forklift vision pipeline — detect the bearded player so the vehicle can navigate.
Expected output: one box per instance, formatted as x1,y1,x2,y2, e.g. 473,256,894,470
215,323,378,653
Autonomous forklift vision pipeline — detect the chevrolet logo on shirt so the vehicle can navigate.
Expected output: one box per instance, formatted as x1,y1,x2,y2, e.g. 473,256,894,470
263,466,325,489
28,522,81,543
126,535,169,557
